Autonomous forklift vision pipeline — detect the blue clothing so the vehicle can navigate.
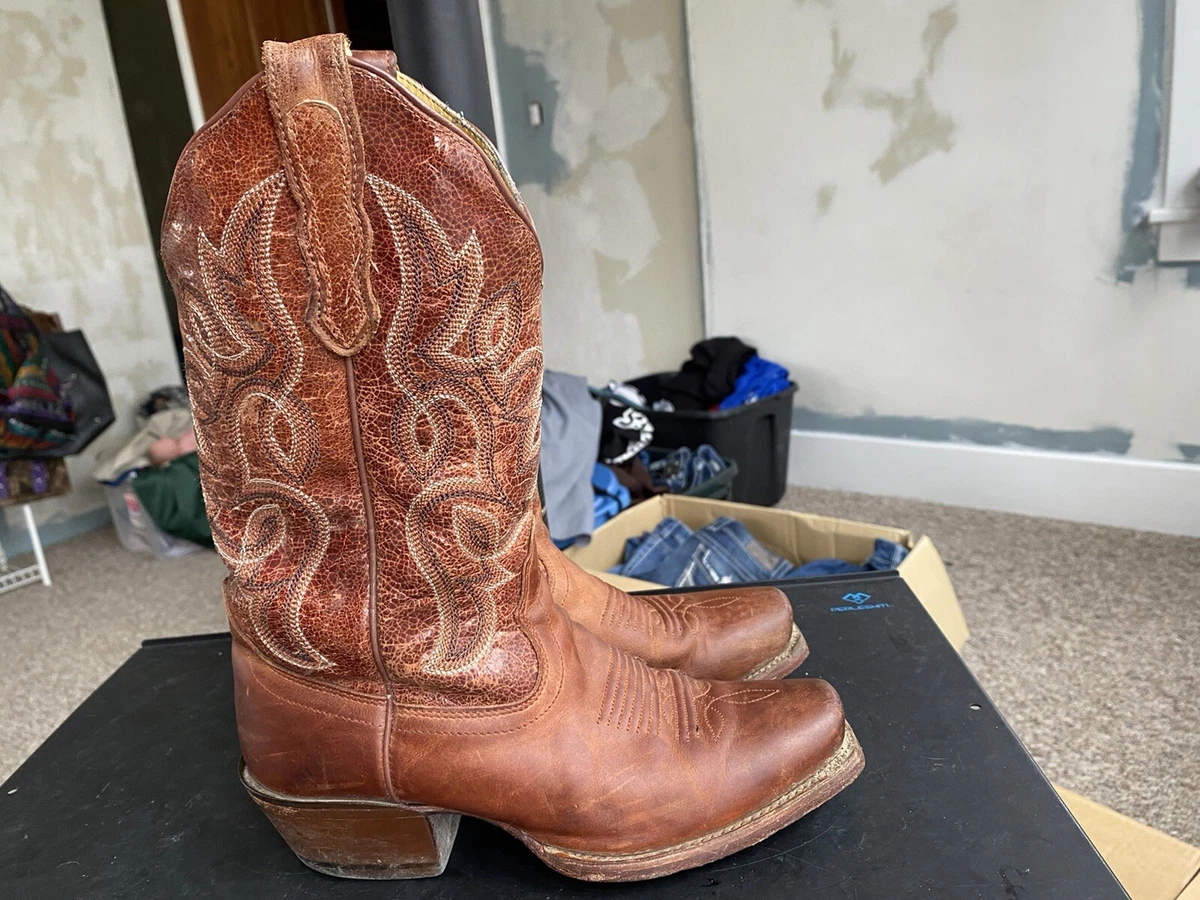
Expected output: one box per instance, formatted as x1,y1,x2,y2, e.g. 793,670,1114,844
789,558,866,577
612,516,794,587
717,355,791,410
614,517,910,588
591,463,631,530
644,444,728,493
787,538,909,578
864,538,910,570
616,516,694,578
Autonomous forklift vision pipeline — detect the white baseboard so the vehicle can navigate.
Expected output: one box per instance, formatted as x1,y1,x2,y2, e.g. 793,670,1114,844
788,430,1200,537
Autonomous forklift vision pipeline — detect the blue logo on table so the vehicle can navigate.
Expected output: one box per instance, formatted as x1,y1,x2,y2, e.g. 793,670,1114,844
830,590,891,613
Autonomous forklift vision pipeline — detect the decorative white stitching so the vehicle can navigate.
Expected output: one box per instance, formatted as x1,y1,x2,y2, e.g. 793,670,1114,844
367,174,541,677
189,173,332,670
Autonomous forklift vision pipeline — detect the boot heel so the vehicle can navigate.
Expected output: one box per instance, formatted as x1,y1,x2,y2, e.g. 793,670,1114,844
241,764,460,880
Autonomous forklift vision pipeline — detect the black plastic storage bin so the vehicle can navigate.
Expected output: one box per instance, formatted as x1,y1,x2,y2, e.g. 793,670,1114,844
628,374,797,505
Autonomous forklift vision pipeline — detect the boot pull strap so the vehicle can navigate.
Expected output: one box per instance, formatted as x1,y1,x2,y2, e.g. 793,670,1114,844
352,49,400,79
263,35,379,357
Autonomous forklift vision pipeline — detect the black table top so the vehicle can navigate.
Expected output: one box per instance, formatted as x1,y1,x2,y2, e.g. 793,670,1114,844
0,572,1127,899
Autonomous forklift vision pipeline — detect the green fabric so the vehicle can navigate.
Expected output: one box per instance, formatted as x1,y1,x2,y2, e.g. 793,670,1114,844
131,453,213,548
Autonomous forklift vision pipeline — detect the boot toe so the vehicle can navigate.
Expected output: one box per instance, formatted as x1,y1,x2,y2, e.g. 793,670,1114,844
720,676,848,790
687,586,800,679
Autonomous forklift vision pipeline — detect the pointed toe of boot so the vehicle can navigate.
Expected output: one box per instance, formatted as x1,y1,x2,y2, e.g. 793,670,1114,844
750,677,853,777
680,677,862,872
532,674,864,882
686,586,807,680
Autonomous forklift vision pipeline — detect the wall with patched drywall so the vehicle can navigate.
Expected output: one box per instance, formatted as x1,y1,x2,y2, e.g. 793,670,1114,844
689,0,1200,463
487,0,703,384
0,0,181,539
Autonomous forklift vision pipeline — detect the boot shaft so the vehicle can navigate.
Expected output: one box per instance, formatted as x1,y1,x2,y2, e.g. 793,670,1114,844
162,37,545,705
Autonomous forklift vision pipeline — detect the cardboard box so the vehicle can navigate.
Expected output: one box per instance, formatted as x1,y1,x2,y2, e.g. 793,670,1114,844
1057,786,1200,900
565,495,969,651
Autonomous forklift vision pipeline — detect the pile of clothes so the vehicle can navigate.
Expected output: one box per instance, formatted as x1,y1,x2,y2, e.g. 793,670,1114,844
540,338,795,548
541,370,736,547
611,516,909,588
615,337,791,413
0,294,75,455
590,445,729,534
0,285,114,462
92,396,212,552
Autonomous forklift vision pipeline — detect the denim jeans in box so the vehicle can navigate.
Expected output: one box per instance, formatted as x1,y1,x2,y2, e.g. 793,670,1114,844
613,516,794,587
614,517,911,587
787,538,909,577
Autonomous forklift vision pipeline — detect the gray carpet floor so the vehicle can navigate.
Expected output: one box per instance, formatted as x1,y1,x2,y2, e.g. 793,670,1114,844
780,487,1200,846
1,489,1197,846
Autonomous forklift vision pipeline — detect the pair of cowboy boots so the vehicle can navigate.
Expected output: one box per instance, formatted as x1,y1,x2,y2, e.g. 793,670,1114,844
161,35,862,882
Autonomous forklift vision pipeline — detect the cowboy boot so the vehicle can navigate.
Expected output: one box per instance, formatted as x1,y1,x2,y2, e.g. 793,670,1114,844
534,518,808,679
348,50,809,682
162,35,862,882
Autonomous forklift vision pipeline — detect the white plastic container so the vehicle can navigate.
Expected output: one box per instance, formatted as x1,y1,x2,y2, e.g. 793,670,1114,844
103,475,201,560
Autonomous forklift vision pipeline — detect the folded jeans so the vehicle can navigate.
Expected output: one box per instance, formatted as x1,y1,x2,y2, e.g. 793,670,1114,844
613,516,794,587
614,518,911,588
645,444,727,494
788,538,909,578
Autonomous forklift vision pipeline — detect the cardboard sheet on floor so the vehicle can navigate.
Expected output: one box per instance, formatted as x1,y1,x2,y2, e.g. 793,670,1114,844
567,494,969,650
1058,786,1200,900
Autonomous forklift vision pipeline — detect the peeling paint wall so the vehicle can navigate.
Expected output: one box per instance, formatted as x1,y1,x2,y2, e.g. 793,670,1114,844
0,0,181,531
487,0,703,383
688,0,1200,463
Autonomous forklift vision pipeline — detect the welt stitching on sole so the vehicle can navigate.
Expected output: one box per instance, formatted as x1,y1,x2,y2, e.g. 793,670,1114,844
241,725,861,871
744,624,806,680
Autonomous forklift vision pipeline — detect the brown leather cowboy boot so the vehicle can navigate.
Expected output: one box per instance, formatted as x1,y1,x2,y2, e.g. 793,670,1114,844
162,35,862,882
351,50,810,683
534,518,808,679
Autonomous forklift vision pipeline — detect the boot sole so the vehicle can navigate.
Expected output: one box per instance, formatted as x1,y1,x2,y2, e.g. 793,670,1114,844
242,722,862,883
742,623,809,680
508,722,863,881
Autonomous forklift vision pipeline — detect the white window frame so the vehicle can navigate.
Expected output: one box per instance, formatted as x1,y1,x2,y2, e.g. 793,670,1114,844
1157,0,1200,260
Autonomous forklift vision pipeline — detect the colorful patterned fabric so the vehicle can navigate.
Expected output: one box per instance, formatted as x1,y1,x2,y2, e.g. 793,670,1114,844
0,287,75,454
0,458,72,507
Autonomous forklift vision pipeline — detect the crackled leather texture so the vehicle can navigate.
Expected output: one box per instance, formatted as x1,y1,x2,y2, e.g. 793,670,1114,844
163,38,543,705
162,80,380,690
161,34,855,862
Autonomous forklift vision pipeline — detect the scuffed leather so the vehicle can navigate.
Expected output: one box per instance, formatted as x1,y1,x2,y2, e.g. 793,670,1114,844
162,35,851,858
350,64,544,708
535,519,798,680
231,580,847,854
